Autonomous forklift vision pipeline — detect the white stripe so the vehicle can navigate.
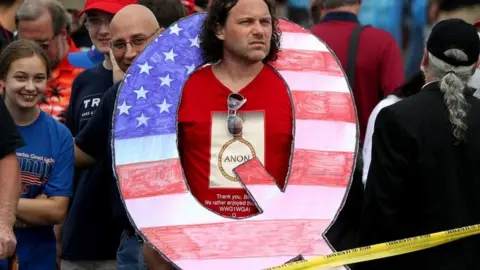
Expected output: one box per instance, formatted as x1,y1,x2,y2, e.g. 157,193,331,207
279,70,350,93
174,256,345,270
281,32,328,52
114,134,177,165
125,185,345,228
114,120,355,165
295,120,356,152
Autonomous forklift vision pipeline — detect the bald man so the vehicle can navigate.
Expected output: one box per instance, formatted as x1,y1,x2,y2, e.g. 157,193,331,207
72,4,174,270
109,5,160,74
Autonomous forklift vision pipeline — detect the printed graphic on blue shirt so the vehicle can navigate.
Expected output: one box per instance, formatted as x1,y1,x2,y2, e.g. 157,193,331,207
17,151,55,197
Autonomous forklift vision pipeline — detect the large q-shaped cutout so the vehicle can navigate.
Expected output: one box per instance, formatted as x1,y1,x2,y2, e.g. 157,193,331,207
112,12,358,270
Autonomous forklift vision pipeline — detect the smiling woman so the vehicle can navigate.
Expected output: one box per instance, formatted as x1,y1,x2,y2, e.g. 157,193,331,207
0,39,74,270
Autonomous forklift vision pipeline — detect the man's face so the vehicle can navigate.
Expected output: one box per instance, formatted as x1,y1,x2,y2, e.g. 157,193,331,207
216,0,272,64
85,10,114,54
110,18,158,73
17,10,66,68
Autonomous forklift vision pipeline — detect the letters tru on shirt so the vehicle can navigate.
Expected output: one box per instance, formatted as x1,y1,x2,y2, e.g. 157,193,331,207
80,94,102,120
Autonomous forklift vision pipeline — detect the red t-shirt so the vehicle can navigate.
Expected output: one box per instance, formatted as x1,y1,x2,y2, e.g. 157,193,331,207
178,65,293,218
310,16,404,141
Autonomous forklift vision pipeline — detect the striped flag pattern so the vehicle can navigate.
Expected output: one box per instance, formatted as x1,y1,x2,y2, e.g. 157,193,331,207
113,13,357,270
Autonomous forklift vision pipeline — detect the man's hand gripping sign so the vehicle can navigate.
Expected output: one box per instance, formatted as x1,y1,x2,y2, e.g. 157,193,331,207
112,13,358,270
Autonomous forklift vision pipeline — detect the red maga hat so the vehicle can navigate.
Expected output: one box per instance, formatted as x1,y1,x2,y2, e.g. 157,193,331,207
79,0,137,16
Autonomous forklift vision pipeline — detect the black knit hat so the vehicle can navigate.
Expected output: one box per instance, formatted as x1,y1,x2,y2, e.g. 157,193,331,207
427,18,480,66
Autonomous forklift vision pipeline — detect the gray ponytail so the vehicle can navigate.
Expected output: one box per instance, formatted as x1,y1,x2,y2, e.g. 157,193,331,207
427,49,476,143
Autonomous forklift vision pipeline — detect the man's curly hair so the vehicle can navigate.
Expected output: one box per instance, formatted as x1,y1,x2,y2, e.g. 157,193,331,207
199,0,281,64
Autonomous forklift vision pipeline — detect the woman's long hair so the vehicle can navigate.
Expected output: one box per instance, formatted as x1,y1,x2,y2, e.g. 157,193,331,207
426,49,476,143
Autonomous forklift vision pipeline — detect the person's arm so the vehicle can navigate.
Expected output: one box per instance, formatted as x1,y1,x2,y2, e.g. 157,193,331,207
74,144,96,168
0,153,21,227
358,107,415,247
0,98,24,227
379,38,405,96
74,83,118,168
16,129,74,226
0,98,24,259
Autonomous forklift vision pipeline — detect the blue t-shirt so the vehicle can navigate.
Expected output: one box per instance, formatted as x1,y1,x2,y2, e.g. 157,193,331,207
0,111,74,270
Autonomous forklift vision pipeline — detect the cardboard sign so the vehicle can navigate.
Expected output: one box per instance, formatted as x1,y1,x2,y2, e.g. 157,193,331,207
112,13,358,270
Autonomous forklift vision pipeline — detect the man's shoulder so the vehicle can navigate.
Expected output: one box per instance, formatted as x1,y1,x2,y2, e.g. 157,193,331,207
73,65,113,93
73,66,98,84
379,92,433,125
311,22,397,46
100,81,122,113
182,65,214,91
108,81,122,96
362,25,398,45
76,65,105,77
188,64,212,80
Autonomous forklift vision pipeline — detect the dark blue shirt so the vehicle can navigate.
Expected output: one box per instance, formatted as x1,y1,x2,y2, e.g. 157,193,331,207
62,64,123,261
75,81,131,230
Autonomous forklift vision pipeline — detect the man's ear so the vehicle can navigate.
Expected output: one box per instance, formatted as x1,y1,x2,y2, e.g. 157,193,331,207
0,79,6,97
215,24,225,41
420,48,429,70
473,60,480,75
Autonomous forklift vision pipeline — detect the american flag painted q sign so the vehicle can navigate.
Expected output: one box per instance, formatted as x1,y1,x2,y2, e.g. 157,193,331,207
112,12,358,270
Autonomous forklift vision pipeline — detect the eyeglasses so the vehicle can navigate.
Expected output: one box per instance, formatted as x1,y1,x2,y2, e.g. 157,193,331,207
110,30,158,52
227,93,247,136
33,35,57,50
84,18,111,31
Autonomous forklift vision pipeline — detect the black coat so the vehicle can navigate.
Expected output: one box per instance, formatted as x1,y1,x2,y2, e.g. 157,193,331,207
356,81,480,269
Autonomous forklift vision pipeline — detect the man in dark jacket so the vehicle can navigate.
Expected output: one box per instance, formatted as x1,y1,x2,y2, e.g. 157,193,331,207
357,18,480,269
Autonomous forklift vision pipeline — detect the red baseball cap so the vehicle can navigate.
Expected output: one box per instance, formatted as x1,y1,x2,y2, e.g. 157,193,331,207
182,0,195,14
475,20,480,28
79,0,137,16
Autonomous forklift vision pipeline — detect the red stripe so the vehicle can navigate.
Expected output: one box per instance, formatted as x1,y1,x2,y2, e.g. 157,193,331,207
117,150,354,200
141,219,332,260
22,174,39,180
278,20,308,34
272,49,343,76
21,175,42,185
293,91,356,123
21,179,42,185
290,150,354,187
118,158,185,199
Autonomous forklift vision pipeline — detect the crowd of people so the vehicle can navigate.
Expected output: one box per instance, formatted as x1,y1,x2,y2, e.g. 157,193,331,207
1,0,480,269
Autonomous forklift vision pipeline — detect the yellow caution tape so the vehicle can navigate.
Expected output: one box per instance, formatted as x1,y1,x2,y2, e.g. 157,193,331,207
264,224,480,270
